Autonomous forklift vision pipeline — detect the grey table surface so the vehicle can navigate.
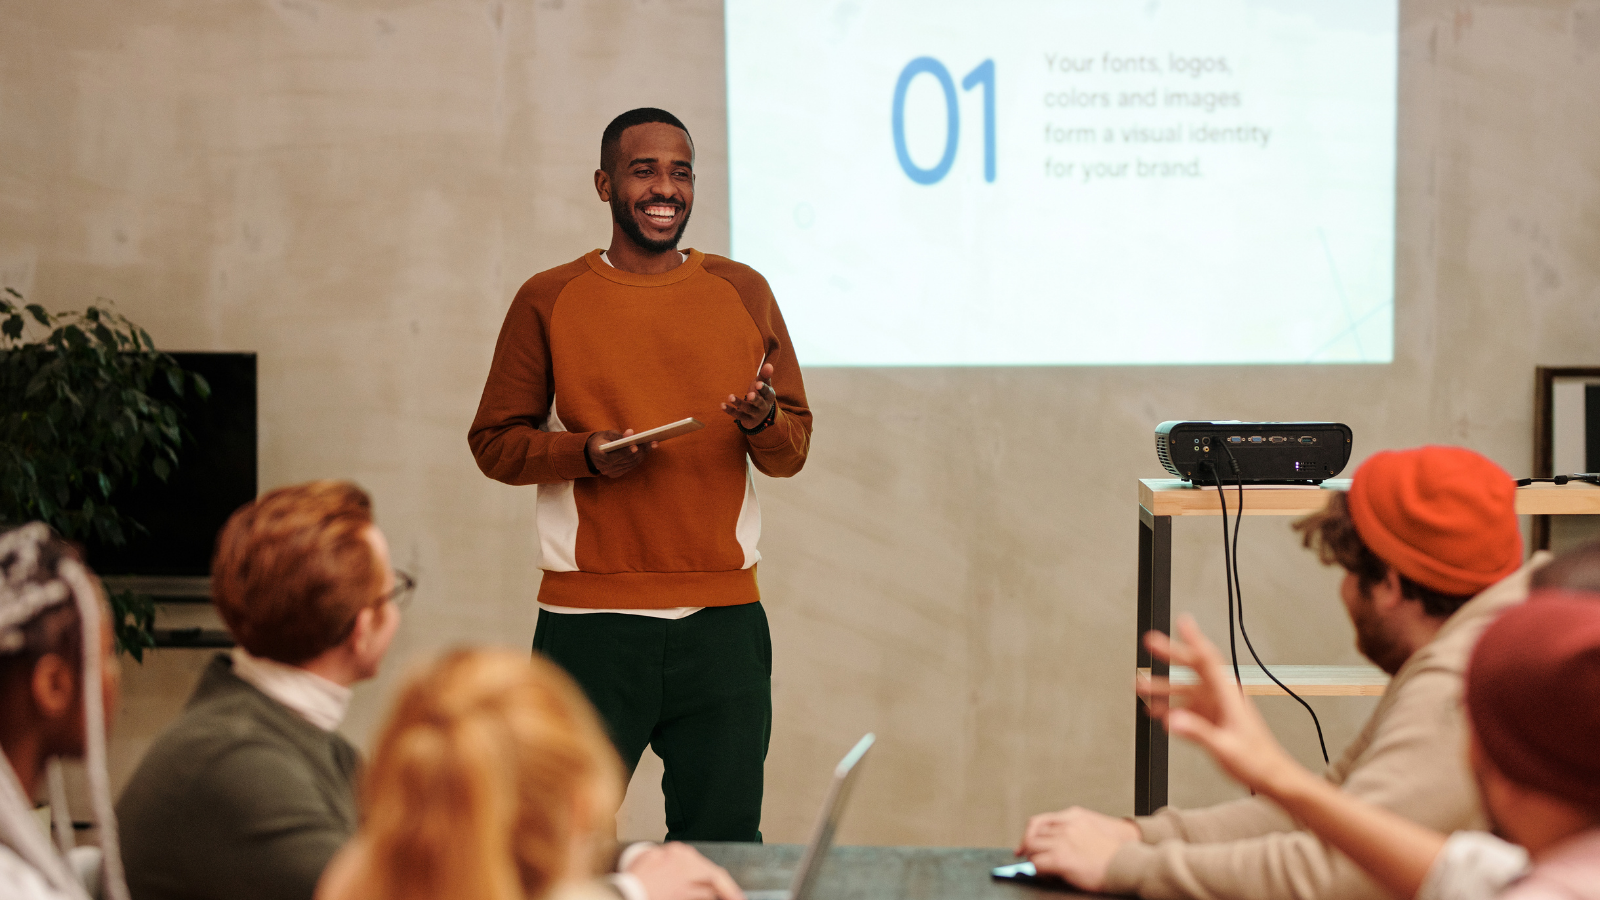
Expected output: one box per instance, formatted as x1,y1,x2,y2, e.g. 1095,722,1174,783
690,843,1110,900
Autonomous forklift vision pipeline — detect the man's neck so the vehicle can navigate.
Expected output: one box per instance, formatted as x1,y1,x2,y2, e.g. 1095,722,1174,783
1380,611,1447,675
1403,614,1447,661
298,652,362,689
231,648,354,732
606,230,685,275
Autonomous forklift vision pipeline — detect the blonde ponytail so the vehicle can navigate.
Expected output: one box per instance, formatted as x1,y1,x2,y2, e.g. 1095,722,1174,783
346,650,623,900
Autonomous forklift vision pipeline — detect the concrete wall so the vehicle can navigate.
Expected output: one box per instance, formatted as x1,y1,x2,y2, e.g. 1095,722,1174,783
3,0,1597,848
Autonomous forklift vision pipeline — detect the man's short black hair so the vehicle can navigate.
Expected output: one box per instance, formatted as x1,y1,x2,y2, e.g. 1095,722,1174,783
600,108,693,175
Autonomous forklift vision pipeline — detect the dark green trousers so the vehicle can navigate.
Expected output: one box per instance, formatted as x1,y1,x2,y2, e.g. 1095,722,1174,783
533,602,771,842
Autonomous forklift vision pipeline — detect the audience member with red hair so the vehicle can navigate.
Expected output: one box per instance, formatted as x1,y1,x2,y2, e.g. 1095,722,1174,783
117,481,406,900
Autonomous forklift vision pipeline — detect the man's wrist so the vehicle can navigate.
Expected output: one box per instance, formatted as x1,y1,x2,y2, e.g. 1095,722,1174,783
584,437,601,476
738,401,778,435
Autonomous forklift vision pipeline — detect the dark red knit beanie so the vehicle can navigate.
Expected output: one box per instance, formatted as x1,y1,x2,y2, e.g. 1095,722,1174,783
1346,446,1522,596
1466,593,1600,812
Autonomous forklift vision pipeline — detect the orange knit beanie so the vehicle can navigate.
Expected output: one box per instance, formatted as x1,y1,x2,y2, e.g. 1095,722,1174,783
1345,446,1522,596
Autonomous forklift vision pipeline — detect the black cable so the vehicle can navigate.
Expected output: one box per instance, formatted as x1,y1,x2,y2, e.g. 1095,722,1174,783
1204,458,1244,689
1218,443,1331,765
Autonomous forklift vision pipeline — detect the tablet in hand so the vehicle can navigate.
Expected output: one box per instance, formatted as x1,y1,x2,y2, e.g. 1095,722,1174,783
597,418,705,453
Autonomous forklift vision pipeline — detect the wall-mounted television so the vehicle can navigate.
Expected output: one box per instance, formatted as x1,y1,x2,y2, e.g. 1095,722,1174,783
85,352,257,582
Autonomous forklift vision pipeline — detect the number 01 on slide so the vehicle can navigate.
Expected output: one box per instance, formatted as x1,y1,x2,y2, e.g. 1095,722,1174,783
726,0,1398,367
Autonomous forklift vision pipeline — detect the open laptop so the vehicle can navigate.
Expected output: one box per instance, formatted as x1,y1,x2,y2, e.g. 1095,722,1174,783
743,733,875,900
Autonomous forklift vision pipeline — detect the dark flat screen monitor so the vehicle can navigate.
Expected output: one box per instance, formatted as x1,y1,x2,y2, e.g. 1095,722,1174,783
85,352,257,578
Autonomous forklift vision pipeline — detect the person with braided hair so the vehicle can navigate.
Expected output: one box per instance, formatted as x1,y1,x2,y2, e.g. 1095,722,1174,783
0,522,131,900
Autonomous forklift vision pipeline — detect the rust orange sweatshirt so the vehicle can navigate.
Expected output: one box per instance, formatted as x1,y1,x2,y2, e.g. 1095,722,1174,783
468,249,812,609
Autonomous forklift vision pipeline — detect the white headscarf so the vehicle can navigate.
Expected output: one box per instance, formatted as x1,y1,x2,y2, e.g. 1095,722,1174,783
0,523,130,900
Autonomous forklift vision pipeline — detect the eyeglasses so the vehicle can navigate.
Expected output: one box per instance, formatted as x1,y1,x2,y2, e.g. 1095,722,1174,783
1516,474,1600,487
332,569,417,643
380,569,417,609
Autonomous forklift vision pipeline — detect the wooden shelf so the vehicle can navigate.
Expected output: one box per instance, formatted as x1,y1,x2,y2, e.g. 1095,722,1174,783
1140,479,1347,517
1513,481,1600,515
1140,478,1600,518
1138,664,1389,697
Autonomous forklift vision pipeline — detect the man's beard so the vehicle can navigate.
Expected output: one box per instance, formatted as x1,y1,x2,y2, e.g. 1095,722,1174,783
1350,592,1410,675
611,194,692,254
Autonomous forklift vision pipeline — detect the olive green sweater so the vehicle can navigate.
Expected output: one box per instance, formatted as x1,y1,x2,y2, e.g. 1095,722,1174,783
116,654,360,900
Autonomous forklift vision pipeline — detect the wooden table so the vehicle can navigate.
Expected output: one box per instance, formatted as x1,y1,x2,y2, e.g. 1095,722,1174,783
1133,478,1600,815
692,843,1103,900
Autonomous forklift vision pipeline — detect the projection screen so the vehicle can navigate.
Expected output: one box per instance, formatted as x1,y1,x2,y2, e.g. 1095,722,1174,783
725,0,1397,366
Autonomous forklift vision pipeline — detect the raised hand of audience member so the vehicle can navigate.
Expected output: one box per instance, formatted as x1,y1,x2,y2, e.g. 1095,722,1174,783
625,843,745,900
1015,807,1139,891
1141,615,1451,900
1138,615,1309,797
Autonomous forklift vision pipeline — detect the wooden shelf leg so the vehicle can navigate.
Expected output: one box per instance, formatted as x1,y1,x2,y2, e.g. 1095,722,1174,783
1135,506,1171,816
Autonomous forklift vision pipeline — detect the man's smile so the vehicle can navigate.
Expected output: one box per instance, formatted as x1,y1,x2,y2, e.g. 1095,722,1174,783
639,202,682,227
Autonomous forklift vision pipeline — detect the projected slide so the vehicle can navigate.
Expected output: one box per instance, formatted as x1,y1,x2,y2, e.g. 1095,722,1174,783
725,1,1397,365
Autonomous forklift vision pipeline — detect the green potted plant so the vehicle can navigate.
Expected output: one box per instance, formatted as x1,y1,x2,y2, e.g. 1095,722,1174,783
0,289,209,660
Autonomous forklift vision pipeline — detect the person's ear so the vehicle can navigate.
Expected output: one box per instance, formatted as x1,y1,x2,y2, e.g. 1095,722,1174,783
31,652,78,720
594,168,612,202
1370,568,1405,613
348,604,380,656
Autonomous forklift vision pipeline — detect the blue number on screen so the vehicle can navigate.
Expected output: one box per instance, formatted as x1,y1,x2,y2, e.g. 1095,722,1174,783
961,59,996,183
892,57,996,185
892,57,959,184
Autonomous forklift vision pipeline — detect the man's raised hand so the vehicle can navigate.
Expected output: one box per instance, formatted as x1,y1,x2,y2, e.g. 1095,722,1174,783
721,363,776,430
1140,615,1306,796
586,429,656,478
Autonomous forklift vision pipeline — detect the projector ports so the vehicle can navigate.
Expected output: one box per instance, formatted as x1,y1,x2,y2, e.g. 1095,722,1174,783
1299,436,1316,444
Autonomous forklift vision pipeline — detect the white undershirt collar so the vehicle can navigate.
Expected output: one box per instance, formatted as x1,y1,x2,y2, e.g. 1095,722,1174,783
230,647,351,732
600,250,688,268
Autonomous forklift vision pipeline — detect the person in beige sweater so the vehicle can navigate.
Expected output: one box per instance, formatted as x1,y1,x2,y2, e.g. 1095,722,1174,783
1017,446,1540,900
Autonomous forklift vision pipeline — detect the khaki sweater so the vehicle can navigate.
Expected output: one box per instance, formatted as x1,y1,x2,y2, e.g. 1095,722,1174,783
1104,556,1547,900
468,250,812,609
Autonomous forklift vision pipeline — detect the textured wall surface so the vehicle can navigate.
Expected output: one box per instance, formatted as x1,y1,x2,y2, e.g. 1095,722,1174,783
2,0,1597,848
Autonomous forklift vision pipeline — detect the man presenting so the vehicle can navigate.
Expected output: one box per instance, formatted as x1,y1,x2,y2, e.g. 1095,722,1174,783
1017,446,1545,900
469,108,812,842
